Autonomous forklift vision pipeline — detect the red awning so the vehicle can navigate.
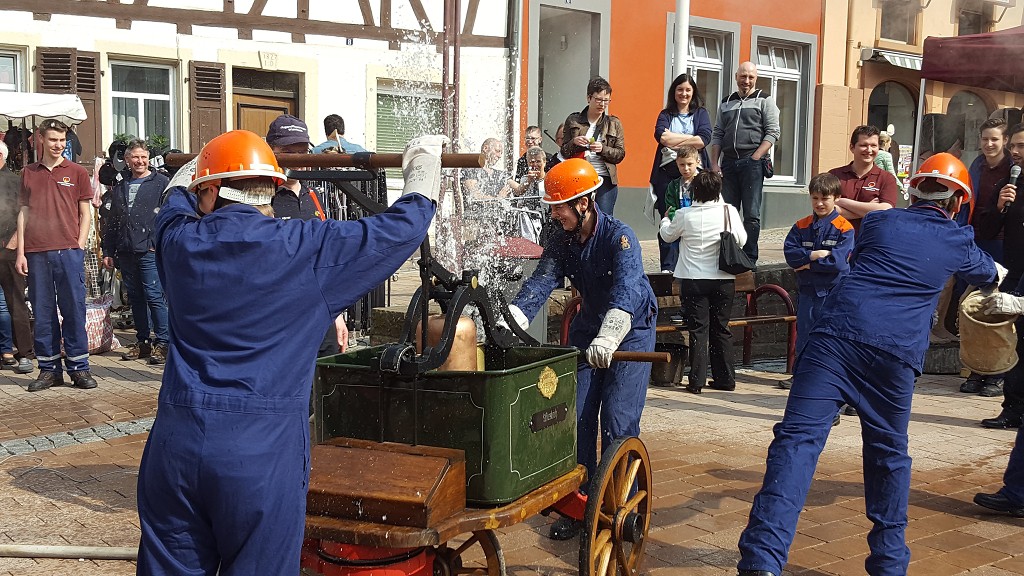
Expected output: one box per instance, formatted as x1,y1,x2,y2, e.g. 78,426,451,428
921,26,1024,93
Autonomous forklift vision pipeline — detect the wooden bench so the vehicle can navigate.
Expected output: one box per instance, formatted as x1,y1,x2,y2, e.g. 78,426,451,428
559,272,797,373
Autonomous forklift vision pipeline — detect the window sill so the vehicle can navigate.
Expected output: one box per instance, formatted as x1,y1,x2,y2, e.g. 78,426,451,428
873,39,923,55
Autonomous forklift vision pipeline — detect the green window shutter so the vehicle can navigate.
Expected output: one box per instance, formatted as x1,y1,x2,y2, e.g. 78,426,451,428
376,93,442,179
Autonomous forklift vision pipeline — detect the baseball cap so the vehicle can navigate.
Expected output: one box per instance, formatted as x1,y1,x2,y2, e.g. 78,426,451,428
266,114,311,147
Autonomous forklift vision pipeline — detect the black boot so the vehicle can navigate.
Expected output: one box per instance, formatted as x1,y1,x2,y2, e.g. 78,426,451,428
979,377,1004,398
981,410,1022,429
548,517,583,540
960,372,984,393
27,371,64,392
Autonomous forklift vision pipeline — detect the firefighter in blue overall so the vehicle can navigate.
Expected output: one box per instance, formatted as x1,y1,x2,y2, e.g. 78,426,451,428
507,158,657,541
135,131,444,575
737,153,1002,576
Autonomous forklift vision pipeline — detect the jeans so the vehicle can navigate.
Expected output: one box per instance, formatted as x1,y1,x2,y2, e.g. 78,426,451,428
594,179,618,216
0,287,12,355
721,156,765,263
0,249,33,359
679,278,735,390
658,237,679,272
120,251,169,345
27,249,89,374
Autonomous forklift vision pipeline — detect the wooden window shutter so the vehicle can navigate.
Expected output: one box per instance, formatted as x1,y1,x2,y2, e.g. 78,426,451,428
189,61,226,152
35,47,76,94
75,51,102,162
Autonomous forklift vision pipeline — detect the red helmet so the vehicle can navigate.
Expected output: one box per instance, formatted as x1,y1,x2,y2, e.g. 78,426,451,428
542,159,603,205
189,130,286,203
909,153,972,203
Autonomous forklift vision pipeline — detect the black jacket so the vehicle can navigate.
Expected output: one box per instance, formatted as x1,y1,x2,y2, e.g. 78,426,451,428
0,169,19,244
102,171,170,256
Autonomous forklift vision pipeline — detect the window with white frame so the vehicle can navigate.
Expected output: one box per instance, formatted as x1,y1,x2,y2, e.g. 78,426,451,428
0,52,20,92
111,63,174,145
687,33,725,126
880,0,917,44
755,42,801,180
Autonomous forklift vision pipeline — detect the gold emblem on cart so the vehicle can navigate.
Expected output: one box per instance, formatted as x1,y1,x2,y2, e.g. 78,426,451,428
620,235,630,250
537,366,558,399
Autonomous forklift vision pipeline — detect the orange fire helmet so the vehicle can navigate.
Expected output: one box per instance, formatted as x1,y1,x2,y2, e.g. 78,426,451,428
542,158,603,205
189,130,286,196
909,153,972,203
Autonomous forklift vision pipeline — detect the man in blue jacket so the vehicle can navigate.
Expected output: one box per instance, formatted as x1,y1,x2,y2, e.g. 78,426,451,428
135,131,443,576
508,158,657,541
102,139,170,364
737,153,1000,576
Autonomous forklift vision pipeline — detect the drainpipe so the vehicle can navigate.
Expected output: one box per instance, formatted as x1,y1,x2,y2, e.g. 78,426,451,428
911,77,927,177
674,0,690,75
506,0,522,174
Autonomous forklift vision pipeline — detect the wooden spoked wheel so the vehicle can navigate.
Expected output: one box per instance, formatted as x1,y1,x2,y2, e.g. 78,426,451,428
579,436,653,576
434,529,506,576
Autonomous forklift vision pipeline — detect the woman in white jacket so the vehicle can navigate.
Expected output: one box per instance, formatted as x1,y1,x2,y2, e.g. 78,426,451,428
659,171,746,394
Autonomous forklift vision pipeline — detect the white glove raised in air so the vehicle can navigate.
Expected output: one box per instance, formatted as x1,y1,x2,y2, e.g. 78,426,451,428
402,135,449,203
497,304,530,332
984,292,1024,316
585,308,632,369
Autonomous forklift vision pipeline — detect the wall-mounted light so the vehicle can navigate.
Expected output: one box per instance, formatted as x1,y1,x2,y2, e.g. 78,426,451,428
559,35,567,51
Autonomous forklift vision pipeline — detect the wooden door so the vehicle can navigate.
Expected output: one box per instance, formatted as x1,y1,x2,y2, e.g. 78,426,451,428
234,93,293,137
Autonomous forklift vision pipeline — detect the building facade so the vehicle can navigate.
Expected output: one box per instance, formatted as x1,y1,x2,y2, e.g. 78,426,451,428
0,0,514,168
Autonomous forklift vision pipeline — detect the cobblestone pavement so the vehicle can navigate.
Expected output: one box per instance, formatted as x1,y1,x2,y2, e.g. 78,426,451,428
1,345,1023,575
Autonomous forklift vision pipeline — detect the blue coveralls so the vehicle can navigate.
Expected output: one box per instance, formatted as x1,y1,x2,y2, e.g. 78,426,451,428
136,189,434,576
513,207,657,490
738,203,997,576
782,209,855,356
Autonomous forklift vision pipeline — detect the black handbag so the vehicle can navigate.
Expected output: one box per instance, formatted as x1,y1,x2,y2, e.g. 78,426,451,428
718,205,755,275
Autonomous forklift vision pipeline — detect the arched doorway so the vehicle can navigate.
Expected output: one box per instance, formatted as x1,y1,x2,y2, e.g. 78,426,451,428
948,90,990,168
868,81,916,180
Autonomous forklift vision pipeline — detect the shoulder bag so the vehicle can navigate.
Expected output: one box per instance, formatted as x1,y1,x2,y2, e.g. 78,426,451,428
718,205,755,275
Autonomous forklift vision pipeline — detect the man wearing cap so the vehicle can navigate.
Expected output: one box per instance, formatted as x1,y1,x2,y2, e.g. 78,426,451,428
266,114,347,355
736,153,1000,576
266,114,325,221
507,158,657,541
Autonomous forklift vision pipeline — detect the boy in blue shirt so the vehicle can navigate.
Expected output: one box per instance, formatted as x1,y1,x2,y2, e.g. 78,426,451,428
660,145,700,272
781,173,855,388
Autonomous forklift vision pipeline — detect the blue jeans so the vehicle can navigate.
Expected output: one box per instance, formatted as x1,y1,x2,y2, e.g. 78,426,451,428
120,251,169,345
721,156,765,263
0,287,12,355
594,179,618,216
27,249,89,374
738,334,914,576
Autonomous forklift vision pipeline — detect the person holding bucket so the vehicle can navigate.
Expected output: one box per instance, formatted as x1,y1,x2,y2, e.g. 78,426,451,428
737,153,1000,576
973,282,1024,517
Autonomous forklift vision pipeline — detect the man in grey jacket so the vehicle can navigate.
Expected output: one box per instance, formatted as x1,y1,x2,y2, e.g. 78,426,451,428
709,62,781,265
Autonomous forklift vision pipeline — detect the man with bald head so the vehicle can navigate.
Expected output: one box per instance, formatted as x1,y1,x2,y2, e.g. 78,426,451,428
709,62,781,266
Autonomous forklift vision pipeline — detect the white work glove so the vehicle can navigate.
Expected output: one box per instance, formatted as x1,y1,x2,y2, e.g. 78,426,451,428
981,262,1009,295
402,135,449,203
585,308,632,369
984,292,1024,316
497,304,530,332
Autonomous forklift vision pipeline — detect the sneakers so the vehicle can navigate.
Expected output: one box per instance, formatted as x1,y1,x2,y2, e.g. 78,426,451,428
69,370,98,390
27,371,64,392
148,343,167,365
122,341,152,361
13,358,33,374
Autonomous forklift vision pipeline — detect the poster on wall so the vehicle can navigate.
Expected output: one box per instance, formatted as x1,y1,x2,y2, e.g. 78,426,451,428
897,145,913,195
